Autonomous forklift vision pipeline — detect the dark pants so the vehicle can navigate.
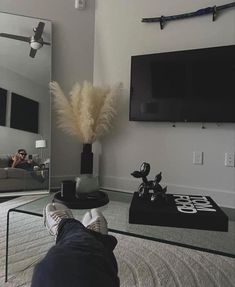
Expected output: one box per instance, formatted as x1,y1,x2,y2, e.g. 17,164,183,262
31,219,120,287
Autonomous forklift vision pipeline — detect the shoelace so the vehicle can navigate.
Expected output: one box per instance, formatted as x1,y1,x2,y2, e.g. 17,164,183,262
88,219,102,232
87,217,107,234
48,210,71,236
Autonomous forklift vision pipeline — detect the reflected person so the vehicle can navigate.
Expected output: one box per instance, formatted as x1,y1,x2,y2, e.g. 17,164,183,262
10,149,36,171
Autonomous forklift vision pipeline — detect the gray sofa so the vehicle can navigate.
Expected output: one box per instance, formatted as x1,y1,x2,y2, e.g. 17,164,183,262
0,154,49,192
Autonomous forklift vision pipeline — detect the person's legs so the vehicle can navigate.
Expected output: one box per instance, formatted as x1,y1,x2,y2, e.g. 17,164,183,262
31,203,119,287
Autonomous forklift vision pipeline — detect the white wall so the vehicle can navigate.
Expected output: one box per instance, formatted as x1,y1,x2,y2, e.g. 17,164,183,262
0,0,95,185
94,0,235,208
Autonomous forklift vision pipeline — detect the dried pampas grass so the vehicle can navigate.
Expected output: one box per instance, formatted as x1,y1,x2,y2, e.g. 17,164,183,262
50,81,121,143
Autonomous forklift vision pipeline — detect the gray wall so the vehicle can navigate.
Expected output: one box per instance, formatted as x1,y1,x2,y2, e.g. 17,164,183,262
0,0,95,185
93,0,235,208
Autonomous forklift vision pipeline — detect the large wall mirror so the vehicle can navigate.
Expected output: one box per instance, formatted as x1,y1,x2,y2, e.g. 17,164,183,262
0,12,51,194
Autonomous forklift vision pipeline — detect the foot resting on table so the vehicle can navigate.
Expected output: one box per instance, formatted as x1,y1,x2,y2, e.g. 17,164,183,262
82,208,108,235
43,203,74,238
43,203,108,238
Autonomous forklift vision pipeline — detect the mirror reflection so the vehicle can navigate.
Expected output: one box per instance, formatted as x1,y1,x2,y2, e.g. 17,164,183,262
0,12,51,194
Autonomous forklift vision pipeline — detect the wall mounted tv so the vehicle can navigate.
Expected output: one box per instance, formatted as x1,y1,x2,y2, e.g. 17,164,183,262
0,88,7,126
129,45,235,123
10,93,39,133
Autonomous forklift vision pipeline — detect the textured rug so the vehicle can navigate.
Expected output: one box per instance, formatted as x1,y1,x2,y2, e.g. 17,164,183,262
0,196,234,287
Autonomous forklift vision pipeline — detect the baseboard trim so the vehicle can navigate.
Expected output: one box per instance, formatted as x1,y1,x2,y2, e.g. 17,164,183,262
0,190,49,197
0,196,19,203
100,175,235,209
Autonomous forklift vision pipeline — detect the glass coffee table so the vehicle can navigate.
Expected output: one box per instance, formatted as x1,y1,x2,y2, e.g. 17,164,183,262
5,189,235,282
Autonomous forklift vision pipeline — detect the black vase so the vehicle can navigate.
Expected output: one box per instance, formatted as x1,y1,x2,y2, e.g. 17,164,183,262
77,143,99,195
80,143,93,174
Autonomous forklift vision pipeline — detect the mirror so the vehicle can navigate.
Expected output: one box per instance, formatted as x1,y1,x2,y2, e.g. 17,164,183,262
0,12,51,195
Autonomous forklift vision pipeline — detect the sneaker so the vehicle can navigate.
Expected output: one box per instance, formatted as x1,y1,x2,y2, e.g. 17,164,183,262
82,208,108,235
43,202,74,237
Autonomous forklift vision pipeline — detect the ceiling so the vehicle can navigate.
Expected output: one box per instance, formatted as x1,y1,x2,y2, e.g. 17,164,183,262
0,12,51,87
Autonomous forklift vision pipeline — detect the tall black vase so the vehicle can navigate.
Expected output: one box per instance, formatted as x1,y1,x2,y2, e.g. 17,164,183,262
77,143,99,194
80,143,93,174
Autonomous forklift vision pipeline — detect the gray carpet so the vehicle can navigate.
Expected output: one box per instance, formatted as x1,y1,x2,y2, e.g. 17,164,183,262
0,196,234,287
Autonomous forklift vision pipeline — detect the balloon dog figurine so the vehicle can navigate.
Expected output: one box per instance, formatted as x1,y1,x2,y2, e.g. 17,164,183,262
131,162,167,202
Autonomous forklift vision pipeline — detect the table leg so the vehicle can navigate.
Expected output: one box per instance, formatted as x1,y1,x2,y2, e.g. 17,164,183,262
5,209,11,282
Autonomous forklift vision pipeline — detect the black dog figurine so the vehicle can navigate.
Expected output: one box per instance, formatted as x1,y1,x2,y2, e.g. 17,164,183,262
131,162,167,202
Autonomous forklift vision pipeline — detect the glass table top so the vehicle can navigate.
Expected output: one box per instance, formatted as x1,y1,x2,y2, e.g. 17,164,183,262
11,190,235,257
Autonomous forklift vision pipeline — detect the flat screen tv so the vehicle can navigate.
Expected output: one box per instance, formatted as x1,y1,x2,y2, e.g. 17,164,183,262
129,45,235,123
0,88,7,126
10,93,39,133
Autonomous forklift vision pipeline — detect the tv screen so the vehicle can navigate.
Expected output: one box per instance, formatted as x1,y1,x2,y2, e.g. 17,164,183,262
10,93,39,133
129,45,235,123
0,88,7,126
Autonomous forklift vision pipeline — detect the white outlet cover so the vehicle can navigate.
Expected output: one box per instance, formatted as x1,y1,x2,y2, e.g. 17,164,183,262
193,151,203,165
225,153,235,167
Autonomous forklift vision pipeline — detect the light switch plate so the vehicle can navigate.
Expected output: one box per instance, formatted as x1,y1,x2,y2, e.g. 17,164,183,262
193,151,203,165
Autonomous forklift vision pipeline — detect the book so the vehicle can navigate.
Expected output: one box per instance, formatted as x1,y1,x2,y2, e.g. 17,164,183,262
129,192,228,231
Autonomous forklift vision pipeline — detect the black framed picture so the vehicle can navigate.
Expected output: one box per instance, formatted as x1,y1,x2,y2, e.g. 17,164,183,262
10,93,39,133
0,88,7,126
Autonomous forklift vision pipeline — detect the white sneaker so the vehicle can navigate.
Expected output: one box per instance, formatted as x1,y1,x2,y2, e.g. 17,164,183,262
43,202,74,237
82,208,108,235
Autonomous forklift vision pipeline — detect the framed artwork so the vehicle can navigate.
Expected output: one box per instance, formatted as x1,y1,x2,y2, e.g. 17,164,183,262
10,93,39,133
0,88,7,126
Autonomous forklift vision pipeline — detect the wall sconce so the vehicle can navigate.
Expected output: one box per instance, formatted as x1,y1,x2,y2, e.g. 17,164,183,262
35,139,46,162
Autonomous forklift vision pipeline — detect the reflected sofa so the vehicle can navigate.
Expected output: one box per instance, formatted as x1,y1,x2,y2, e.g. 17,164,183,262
0,154,49,192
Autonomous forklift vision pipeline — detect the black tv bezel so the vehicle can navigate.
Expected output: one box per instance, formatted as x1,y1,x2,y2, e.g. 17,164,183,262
129,45,235,123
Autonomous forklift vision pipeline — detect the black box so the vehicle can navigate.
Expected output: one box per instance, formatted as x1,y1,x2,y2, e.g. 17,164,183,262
61,180,76,199
129,192,228,231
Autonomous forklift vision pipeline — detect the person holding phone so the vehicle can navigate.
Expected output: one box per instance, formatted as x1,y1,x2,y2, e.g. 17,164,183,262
10,149,35,171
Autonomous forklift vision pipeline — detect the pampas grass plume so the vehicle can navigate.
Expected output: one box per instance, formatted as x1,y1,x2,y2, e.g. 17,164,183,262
50,81,121,143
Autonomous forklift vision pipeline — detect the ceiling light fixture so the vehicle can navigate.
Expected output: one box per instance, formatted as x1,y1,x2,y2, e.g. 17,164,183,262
30,36,43,50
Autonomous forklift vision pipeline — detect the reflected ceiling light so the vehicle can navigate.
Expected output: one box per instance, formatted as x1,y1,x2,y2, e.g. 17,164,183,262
0,21,51,58
30,36,43,50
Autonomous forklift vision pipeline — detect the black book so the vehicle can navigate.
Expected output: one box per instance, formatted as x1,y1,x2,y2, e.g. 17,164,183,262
129,192,228,231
